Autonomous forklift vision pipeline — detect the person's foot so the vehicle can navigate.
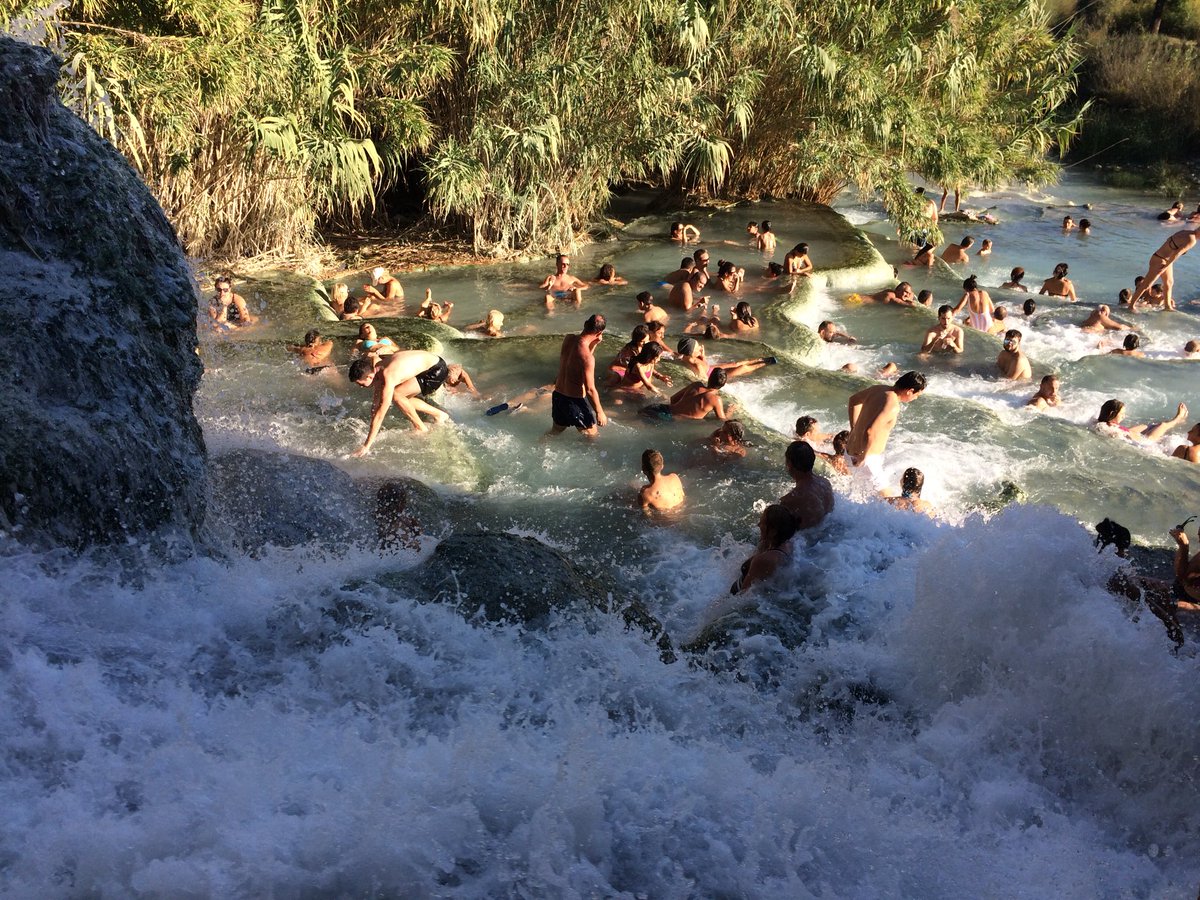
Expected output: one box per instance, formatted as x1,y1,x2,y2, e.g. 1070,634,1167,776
433,410,452,426
1175,403,1188,423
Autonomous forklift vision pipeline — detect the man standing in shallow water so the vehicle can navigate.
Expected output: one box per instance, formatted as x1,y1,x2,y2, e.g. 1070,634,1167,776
548,314,608,438
846,371,927,494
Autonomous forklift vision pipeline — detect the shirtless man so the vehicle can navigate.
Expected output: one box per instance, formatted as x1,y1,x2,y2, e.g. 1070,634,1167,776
1169,521,1200,609
846,371,926,494
548,314,608,437
868,282,917,305
541,253,590,308
1129,227,1198,311
668,270,700,312
915,186,938,240
818,320,857,344
997,329,1032,380
1109,333,1144,357
779,441,835,529
1172,423,1200,463
209,276,257,326
1076,304,1127,335
664,258,695,286
349,350,452,454
919,305,965,354
637,291,670,325
689,248,712,293
643,368,737,421
940,236,974,265
1027,374,1060,410
287,329,334,368
638,449,685,512
363,267,404,304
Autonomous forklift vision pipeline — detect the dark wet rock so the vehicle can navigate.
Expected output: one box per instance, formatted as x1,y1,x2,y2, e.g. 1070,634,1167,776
0,38,204,548
206,449,371,551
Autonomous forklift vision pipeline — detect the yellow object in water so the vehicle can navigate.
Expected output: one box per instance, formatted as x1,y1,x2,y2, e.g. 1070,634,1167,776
846,292,865,305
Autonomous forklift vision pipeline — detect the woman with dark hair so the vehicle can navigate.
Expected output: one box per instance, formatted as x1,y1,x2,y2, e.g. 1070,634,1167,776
1040,262,1077,301
730,504,798,595
756,220,776,253
728,301,758,332
714,260,745,293
887,468,933,515
784,242,813,276
594,263,628,285
952,274,994,331
609,342,670,395
1096,399,1188,441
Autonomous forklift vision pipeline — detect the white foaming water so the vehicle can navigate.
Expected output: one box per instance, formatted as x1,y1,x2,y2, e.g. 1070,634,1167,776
5,179,1200,894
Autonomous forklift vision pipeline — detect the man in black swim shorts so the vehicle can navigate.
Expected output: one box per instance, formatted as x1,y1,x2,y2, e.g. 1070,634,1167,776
415,357,449,397
548,314,608,437
349,350,452,454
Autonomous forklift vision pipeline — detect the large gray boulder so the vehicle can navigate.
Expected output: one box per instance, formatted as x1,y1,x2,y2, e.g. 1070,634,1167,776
0,38,205,548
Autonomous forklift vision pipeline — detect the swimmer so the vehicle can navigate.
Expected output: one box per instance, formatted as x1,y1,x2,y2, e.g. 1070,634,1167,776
1001,267,1028,291
1079,304,1132,334
548,314,608,437
846,372,927,494
594,263,628,286
1117,288,1132,307
795,415,835,445
1129,226,1198,311
1172,422,1200,463
816,430,851,475
287,329,334,368
540,253,589,308
674,336,771,383
1096,399,1188,442
363,267,404,304
1158,201,1184,222
940,235,974,264
886,467,933,515
349,350,453,452
729,505,798,595
920,305,965,354
641,367,737,421
684,303,722,335
1109,333,1145,357
1039,263,1078,302
1078,218,1092,235
464,309,505,338
417,289,453,323
637,291,670,326
1062,215,1076,233
209,275,257,326
1185,339,1200,357
779,440,834,529
756,220,776,254
952,274,994,331
784,243,813,276
978,238,993,257
917,289,934,307
907,242,935,267
637,449,684,512
997,329,1032,380
877,362,899,379
327,282,349,317
1027,374,1061,410
867,282,917,305
705,420,750,458
728,301,758,332
354,322,398,361
987,306,1010,335
818,320,857,344
670,222,701,243
664,257,696,286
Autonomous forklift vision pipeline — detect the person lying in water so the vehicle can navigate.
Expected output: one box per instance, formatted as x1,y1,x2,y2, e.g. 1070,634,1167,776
818,320,857,344
1079,304,1132,334
638,448,685,512
673,337,773,383
640,368,738,421
418,289,454,323
464,309,505,337
1108,333,1144,357
1172,422,1200,463
1096,398,1188,442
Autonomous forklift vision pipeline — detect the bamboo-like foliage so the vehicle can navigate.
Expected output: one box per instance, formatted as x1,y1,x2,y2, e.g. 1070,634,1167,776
2,0,1082,256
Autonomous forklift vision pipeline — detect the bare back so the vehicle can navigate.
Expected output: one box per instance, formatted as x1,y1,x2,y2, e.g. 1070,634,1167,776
847,385,900,459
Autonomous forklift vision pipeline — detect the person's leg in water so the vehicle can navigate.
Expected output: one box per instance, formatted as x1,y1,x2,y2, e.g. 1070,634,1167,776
1142,403,1188,441
716,357,772,379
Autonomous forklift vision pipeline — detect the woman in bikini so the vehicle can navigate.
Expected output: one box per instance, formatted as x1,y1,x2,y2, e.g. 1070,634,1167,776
1096,399,1188,442
1129,228,1198,311
952,274,995,331
730,505,799,595
1039,262,1078,302
728,301,759,333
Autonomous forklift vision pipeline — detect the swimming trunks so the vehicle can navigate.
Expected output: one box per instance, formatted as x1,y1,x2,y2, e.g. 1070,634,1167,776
551,390,597,429
415,357,449,396
640,403,673,422
851,454,885,493
553,290,573,300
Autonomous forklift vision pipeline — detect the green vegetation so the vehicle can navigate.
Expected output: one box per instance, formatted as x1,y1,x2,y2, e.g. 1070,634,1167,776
3,0,1082,256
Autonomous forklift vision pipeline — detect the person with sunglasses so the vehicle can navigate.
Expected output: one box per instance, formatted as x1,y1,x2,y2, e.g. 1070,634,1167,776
209,275,256,326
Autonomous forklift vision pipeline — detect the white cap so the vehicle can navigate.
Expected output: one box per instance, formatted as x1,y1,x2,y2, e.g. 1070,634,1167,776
372,267,387,282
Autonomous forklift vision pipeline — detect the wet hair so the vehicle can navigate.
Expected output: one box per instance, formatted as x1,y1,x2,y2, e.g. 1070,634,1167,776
1053,262,1069,278
1123,333,1140,350
693,248,708,264
641,448,664,477
635,343,663,365
357,323,374,339
1040,373,1058,390
1098,398,1124,424
348,357,374,382
785,440,816,474
583,313,606,334
981,239,993,249
963,274,978,291
1062,216,1074,225
681,258,695,270
832,430,850,454
597,263,616,281
724,420,746,443
636,291,653,306
670,222,683,234
676,337,700,356
485,309,504,329
895,371,927,394
767,262,784,277
795,415,818,438
1010,267,1025,282
818,320,833,332
896,281,912,293
759,220,771,233
1133,275,1144,287
994,306,1008,321
343,295,363,314
1004,328,1021,344
1118,288,1131,303
733,301,755,325
1095,518,1132,554
937,304,953,316
960,236,974,247
707,368,728,389
1079,218,1091,230
705,324,721,340
1023,299,1036,315
647,320,665,335
717,260,737,277
761,504,800,546
303,329,321,345
1186,339,1200,352
631,324,649,343
917,290,933,306
900,467,924,498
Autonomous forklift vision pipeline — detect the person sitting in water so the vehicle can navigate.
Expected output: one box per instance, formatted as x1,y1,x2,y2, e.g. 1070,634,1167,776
1039,262,1078,302
444,362,480,397
705,420,749,458
952,274,994,331
1129,226,1198,311
940,235,974,264
1023,298,1037,316
354,322,398,361
818,320,857,344
1027,374,1061,410
209,275,257,326
997,329,1032,380
1117,288,1133,307
1172,422,1200,463
689,248,712,293
784,243,813,276
637,448,684,512
987,306,1011,336
765,262,785,278
729,504,799,595
608,343,670,397
340,295,366,321
641,367,738,421
594,263,628,285
886,467,933,515
287,329,334,369
1078,218,1092,236
664,257,696,286
684,302,723,335
1062,215,1076,233
713,260,745,294
667,272,701,313
669,222,701,243
907,241,935,267
349,350,453,453
464,309,505,338
978,238,993,256
637,291,670,326
417,289,454,323
610,325,649,374
1096,398,1188,442
1001,267,1029,291
817,430,851,475
1185,339,1200,357
779,440,835,530
916,289,934,307
795,415,835,445
746,222,759,239
756,220,777,253
1109,333,1145,357
1158,201,1184,222
673,336,772,383
363,267,404,304
540,253,589,308
327,282,350,317
728,301,758,332
920,305,965,354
